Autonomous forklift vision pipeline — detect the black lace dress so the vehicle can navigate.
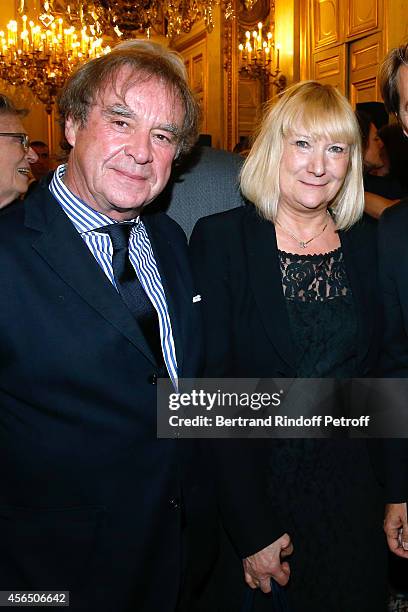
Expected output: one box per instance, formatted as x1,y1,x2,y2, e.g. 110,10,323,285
261,248,386,611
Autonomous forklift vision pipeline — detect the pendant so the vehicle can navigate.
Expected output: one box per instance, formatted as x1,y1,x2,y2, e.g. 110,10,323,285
300,241,307,248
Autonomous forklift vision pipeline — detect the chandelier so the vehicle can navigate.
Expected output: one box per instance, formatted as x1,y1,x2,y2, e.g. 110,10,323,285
238,21,286,91
0,0,220,113
0,12,110,113
37,1,220,40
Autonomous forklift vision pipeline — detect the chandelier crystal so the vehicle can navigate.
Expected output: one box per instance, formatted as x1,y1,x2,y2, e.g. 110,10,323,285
0,13,110,113
39,0,219,39
0,0,220,114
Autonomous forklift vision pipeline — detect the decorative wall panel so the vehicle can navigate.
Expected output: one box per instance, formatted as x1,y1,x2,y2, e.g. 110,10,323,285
312,44,346,92
346,0,381,38
350,76,378,104
302,0,386,104
191,53,204,93
312,0,341,50
349,32,382,105
237,78,262,139
178,35,208,133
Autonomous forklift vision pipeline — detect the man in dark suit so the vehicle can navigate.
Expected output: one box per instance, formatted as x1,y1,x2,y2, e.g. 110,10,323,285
0,39,293,612
378,42,408,559
0,40,216,612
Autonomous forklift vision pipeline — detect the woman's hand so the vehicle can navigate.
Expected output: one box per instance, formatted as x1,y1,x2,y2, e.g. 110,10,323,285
242,533,293,592
384,502,408,558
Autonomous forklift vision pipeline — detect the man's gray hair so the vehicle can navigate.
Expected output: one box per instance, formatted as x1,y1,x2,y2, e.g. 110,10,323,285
58,39,200,155
0,94,27,117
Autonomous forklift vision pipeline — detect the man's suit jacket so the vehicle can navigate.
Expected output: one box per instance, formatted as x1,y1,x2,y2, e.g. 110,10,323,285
378,199,408,501
0,181,217,612
379,199,408,376
152,146,244,238
189,205,382,560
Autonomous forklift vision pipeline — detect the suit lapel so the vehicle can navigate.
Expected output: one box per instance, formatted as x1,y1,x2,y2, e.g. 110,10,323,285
143,215,186,373
26,189,158,365
244,209,297,372
339,226,372,367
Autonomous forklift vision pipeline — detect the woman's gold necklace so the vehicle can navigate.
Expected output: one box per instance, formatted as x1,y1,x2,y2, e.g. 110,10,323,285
276,212,330,249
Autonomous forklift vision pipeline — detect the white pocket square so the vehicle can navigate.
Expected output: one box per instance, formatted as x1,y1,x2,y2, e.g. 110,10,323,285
193,294,202,303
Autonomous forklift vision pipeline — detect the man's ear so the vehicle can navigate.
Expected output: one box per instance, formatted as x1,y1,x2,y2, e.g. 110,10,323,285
65,116,78,147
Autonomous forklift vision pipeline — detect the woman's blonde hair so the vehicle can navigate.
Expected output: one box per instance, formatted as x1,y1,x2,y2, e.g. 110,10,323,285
240,80,364,230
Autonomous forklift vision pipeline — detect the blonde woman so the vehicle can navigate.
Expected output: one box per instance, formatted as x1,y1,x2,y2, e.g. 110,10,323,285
190,81,386,611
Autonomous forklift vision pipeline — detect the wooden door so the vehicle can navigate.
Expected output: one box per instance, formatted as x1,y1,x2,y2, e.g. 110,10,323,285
349,31,383,105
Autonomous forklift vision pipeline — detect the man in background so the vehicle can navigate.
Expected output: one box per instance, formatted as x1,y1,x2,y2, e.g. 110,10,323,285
153,143,244,238
377,41,408,559
0,94,38,211
29,139,51,181
356,109,406,219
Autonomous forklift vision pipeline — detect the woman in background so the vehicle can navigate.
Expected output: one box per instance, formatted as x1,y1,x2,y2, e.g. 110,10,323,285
190,81,386,611
356,109,406,218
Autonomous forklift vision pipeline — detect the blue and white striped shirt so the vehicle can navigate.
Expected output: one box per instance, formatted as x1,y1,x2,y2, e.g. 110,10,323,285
50,164,178,387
